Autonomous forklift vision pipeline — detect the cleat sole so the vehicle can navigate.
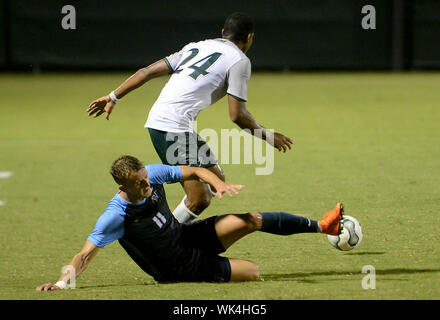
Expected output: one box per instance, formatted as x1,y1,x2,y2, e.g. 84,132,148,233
338,203,344,235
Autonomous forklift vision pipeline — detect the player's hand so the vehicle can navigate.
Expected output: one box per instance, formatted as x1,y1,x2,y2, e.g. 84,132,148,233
35,282,61,292
86,95,115,120
267,132,293,153
215,183,244,199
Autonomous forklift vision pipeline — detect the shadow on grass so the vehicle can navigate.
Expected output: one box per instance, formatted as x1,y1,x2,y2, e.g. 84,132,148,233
78,267,440,288
79,282,156,289
343,251,386,256
262,267,440,282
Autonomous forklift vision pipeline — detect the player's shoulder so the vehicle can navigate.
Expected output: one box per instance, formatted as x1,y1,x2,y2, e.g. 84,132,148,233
146,164,182,184
189,38,247,58
107,192,128,213
146,163,169,175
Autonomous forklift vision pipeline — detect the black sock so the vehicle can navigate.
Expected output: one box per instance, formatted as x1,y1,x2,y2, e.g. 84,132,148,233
260,212,318,235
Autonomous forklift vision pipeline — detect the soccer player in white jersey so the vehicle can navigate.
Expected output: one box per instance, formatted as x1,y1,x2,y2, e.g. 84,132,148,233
86,13,293,223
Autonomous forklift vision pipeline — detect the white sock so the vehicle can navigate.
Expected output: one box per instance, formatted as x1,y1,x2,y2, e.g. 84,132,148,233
172,196,199,223
317,221,322,233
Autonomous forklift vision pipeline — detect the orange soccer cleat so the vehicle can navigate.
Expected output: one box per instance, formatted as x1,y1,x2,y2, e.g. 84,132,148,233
319,203,344,235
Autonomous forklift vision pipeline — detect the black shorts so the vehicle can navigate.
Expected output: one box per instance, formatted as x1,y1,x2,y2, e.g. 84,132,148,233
119,216,231,283
148,128,218,168
179,216,231,282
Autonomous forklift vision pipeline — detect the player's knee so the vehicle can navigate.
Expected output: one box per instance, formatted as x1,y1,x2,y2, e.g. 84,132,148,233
230,259,261,282
191,193,212,214
247,264,261,281
244,212,263,231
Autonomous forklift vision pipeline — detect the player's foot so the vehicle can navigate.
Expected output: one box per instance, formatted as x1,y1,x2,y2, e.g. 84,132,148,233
319,203,344,235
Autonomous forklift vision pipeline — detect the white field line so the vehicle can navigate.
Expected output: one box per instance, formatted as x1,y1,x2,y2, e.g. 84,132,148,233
0,171,12,206
0,171,13,179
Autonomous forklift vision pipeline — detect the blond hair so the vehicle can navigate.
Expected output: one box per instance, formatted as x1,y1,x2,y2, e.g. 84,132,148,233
110,155,144,185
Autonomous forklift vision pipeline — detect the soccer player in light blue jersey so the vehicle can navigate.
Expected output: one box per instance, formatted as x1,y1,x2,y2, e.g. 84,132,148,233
36,155,342,290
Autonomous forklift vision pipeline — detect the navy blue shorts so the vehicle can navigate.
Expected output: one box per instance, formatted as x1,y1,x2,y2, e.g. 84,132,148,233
178,216,231,283
120,216,231,283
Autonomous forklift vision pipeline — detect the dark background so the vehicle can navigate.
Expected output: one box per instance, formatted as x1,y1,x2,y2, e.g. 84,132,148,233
0,0,439,71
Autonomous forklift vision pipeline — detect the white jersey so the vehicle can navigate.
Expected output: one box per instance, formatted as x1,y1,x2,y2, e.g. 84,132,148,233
145,38,251,132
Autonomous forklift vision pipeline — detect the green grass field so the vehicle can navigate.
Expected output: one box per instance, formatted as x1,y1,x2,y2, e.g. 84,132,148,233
0,72,439,300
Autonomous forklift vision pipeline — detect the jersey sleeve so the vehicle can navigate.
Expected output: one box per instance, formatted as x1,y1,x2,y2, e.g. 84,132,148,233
163,44,190,73
146,164,182,184
87,206,125,248
226,58,251,102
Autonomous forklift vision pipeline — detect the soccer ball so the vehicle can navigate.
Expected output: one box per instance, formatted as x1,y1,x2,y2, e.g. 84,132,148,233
328,215,363,251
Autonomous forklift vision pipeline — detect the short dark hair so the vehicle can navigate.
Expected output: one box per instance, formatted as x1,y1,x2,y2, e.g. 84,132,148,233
110,155,144,185
223,12,254,43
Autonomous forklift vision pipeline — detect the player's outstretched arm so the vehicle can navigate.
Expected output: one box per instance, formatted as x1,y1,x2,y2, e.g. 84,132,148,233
36,240,100,291
179,166,244,199
86,59,170,120
228,95,293,152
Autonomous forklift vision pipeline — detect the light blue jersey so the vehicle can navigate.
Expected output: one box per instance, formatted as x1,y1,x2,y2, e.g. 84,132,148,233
87,164,182,248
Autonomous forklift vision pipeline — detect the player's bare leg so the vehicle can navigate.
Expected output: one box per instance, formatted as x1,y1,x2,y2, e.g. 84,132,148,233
214,206,342,250
181,180,213,214
183,164,225,214
214,212,262,249
213,206,343,281
214,212,262,281
173,164,225,222
228,258,261,281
